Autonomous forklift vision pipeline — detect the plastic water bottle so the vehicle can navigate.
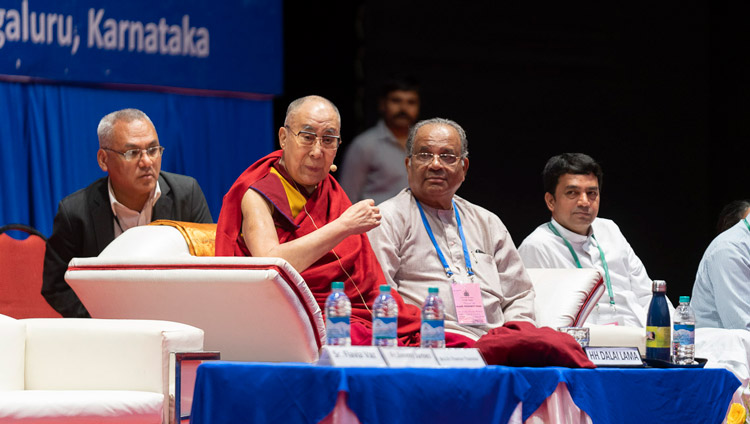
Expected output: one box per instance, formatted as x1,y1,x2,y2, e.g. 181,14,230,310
672,296,696,365
646,280,671,361
372,285,398,347
325,281,351,346
421,287,445,348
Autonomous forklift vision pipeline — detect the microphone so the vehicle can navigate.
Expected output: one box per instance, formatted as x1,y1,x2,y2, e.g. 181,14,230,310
329,164,338,172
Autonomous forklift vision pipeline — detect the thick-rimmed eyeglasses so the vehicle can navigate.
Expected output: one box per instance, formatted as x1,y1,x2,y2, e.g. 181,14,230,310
285,126,341,150
410,152,462,166
103,146,165,161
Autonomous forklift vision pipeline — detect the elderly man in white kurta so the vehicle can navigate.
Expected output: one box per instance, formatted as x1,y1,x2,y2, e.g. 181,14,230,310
368,118,536,341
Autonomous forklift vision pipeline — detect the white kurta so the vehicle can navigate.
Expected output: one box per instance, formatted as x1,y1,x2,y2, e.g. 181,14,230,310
518,217,668,328
368,189,536,341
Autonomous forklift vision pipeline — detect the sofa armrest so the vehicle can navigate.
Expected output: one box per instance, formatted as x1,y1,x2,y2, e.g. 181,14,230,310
0,314,25,390
67,256,324,362
67,225,325,363
23,318,204,424
527,268,605,328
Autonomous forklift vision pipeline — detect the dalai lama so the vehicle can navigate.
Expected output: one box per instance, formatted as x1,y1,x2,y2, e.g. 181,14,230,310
215,95,427,346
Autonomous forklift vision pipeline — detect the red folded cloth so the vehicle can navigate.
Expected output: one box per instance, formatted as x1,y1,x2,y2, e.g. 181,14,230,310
473,321,596,368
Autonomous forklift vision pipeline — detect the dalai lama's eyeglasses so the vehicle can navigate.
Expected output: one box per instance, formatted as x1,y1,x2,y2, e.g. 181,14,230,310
103,146,165,161
285,126,341,150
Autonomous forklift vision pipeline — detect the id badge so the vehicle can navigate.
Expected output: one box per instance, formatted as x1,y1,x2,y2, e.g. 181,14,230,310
451,281,488,325
593,303,624,326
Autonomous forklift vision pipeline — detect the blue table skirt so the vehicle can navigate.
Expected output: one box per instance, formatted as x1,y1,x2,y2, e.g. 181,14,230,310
190,362,740,424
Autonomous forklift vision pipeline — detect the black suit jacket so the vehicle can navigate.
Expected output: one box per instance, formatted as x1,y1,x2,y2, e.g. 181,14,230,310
42,171,213,317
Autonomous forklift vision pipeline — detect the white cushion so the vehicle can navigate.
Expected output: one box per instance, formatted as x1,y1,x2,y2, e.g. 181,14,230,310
527,268,604,328
98,225,190,259
0,314,25,390
0,390,163,423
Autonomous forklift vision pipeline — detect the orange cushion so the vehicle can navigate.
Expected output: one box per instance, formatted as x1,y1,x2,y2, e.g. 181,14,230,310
149,220,217,256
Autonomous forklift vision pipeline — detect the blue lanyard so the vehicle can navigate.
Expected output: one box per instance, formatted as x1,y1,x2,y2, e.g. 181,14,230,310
744,218,750,233
415,199,474,278
547,221,615,307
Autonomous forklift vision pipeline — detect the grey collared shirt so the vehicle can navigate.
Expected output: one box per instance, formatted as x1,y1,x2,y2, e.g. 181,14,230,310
339,120,408,205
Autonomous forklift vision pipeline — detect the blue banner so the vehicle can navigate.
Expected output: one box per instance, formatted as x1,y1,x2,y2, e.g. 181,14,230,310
0,0,282,96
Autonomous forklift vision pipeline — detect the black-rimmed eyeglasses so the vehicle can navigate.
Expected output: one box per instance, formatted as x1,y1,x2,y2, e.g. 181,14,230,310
103,146,165,161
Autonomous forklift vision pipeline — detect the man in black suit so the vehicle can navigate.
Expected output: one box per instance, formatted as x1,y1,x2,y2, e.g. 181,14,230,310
42,108,213,317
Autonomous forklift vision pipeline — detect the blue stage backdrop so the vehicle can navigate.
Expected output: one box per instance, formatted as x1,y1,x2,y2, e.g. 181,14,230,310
0,0,282,236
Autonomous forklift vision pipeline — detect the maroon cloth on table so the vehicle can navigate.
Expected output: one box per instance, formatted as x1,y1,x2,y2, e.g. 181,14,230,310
445,332,476,348
215,150,424,345
473,321,596,368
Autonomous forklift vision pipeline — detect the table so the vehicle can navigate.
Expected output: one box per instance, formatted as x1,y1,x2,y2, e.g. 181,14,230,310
190,362,740,424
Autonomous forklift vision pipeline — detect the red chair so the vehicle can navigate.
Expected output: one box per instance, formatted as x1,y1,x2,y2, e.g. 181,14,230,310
0,224,61,318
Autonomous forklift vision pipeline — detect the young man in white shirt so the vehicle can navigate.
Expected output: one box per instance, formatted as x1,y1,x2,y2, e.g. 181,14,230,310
518,153,672,328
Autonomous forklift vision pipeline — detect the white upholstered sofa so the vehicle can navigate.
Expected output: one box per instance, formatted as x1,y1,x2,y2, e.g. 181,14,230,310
66,225,325,363
0,313,204,424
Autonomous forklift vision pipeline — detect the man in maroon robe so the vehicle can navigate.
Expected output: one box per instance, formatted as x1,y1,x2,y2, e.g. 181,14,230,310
215,95,446,346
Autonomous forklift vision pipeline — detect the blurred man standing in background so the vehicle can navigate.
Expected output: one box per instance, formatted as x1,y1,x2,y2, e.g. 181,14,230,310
340,77,420,204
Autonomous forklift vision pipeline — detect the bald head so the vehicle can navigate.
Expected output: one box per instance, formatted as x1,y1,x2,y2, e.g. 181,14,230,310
284,95,341,128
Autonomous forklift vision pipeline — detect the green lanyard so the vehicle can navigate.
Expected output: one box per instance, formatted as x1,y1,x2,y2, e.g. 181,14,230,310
744,218,750,233
547,222,615,307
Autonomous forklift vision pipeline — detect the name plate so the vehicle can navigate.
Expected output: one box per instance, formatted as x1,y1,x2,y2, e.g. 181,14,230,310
317,346,387,368
317,346,486,368
380,348,440,368
432,348,486,368
585,346,643,367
